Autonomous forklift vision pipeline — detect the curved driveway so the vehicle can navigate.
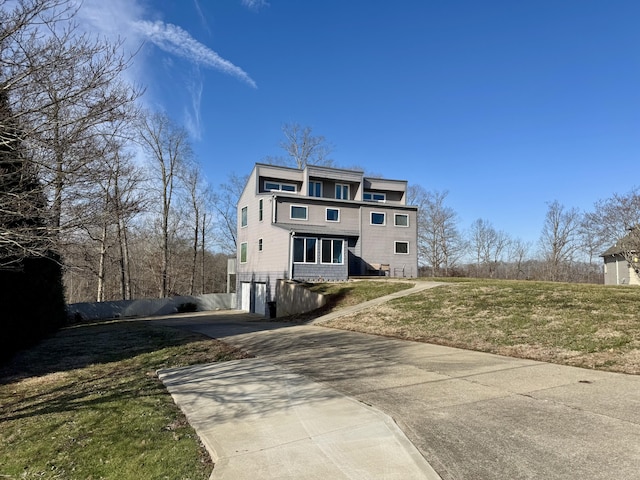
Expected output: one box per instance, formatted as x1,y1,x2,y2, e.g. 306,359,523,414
154,289,640,480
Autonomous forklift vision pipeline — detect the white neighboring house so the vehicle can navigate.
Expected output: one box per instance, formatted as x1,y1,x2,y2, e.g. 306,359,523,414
236,163,419,314
602,230,640,285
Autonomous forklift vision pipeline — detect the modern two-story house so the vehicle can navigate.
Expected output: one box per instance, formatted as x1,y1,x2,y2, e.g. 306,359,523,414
236,163,418,314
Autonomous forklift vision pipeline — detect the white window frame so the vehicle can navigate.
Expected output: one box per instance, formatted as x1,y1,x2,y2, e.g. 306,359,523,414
364,192,386,202
293,237,317,264
264,180,297,193
395,241,410,255
309,180,323,197
290,205,308,220
394,213,409,227
241,206,248,227
320,238,344,265
370,211,386,225
240,242,248,263
258,238,263,252
335,183,349,200
325,207,340,222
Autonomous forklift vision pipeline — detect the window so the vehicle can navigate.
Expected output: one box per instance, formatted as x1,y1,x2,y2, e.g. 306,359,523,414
395,241,409,254
258,199,263,222
264,181,296,192
293,237,316,263
309,181,322,197
321,239,343,264
241,206,248,227
364,192,386,202
371,212,386,225
240,242,248,262
326,208,340,222
394,213,409,227
335,183,349,200
258,238,263,252
290,205,308,220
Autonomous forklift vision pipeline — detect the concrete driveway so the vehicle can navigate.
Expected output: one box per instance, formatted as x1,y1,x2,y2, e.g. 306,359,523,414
153,311,640,480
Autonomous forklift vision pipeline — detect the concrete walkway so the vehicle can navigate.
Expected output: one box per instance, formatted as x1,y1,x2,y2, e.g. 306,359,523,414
155,283,640,480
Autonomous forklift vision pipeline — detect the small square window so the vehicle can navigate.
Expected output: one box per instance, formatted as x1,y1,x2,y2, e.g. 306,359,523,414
395,241,409,254
326,208,340,222
290,205,308,220
371,212,385,225
394,214,409,227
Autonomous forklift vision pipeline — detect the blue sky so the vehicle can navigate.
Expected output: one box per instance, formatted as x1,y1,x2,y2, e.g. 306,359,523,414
79,0,640,247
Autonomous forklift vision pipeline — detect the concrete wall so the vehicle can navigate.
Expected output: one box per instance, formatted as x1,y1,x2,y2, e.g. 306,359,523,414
68,293,237,321
275,280,326,317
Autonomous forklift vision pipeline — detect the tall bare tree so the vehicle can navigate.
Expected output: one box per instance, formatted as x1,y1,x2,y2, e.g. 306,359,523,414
538,200,582,281
468,219,511,278
264,123,334,169
138,111,192,298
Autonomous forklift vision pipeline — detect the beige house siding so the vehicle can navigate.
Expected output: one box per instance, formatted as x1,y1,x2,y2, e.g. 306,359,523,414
604,255,640,285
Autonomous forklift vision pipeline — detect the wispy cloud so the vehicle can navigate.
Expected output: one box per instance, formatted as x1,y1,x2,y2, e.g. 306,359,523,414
193,0,212,35
184,67,204,140
132,20,257,89
242,0,270,12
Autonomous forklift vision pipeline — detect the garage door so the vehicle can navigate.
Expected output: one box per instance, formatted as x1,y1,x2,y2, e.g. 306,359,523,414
254,283,266,316
240,282,251,311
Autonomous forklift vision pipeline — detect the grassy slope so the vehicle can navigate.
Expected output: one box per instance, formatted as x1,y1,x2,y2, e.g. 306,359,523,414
322,279,640,374
0,320,247,479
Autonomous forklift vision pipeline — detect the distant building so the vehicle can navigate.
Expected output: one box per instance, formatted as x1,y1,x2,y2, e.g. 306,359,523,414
236,163,418,314
601,229,640,285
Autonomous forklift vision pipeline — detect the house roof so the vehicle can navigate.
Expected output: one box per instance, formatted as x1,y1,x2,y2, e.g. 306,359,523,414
601,229,640,257
273,223,360,237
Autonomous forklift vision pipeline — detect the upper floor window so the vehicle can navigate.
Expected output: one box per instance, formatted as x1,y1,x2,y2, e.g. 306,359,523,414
290,205,308,220
394,213,409,227
241,206,248,227
335,183,349,200
265,180,296,193
258,199,263,221
326,208,340,222
371,212,386,225
364,192,386,202
309,181,322,197
258,238,263,252
240,242,248,263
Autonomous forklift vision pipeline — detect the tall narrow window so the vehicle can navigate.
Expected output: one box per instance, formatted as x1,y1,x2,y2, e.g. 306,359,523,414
258,199,263,221
258,238,263,251
240,242,248,262
241,206,248,227
335,184,349,200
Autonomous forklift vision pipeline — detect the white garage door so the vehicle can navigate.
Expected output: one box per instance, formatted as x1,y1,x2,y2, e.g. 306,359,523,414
240,282,251,311
254,283,266,316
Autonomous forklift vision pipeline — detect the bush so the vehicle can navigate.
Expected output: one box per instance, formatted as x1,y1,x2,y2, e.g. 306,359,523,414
176,302,198,313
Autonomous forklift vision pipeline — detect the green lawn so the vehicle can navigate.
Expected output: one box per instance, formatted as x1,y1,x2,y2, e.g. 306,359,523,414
322,279,640,374
0,320,248,479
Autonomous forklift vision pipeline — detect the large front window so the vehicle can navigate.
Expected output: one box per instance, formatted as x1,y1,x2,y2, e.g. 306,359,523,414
321,239,343,264
293,237,316,263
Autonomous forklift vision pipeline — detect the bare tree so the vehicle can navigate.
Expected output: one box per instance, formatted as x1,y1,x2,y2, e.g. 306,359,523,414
538,200,582,281
507,238,531,279
0,0,141,263
264,123,334,169
212,172,247,254
138,111,192,298
408,186,463,276
468,219,511,278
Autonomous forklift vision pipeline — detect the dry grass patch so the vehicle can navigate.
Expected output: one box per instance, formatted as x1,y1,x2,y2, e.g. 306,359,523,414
325,280,640,374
